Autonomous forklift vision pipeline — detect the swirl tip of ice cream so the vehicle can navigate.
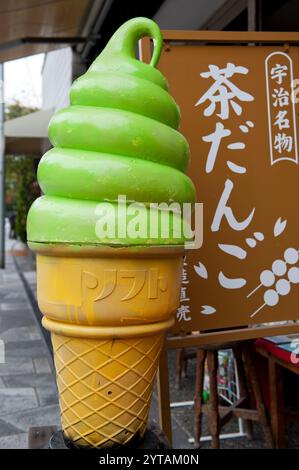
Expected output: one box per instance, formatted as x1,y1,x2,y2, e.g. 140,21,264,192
27,17,196,247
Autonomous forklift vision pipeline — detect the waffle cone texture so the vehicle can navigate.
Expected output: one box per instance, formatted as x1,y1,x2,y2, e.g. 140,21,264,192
36,245,183,448
49,322,167,448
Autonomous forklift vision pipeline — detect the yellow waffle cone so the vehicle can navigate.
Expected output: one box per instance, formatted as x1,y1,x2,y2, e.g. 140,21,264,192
32,244,184,448
46,319,170,448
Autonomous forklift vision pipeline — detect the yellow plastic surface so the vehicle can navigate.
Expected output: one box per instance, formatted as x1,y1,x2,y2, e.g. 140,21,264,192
36,250,182,326
36,245,183,448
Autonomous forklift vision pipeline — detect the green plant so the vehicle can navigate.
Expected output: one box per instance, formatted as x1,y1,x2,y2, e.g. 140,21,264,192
5,155,37,242
15,156,37,243
5,101,37,120
5,101,39,242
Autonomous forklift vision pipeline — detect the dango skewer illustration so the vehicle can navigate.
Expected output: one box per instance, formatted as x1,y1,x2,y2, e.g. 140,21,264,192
247,247,299,299
249,248,299,318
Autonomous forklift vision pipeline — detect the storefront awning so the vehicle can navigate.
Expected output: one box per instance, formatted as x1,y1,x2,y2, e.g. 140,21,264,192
4,108,53,154
0,0,92,62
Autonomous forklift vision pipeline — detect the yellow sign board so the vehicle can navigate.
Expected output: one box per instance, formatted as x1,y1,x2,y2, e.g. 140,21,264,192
142,33,299,336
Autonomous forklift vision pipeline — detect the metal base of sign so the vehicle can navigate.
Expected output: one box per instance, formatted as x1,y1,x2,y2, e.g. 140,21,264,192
188,430,247,444
170,400,194,408
170,400,246,445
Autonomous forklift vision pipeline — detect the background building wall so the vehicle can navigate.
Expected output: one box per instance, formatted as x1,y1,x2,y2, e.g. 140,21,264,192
42,47,72,112
154,0,228,29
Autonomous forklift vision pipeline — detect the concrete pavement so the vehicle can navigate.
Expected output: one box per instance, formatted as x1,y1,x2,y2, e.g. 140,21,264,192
0,227,60,449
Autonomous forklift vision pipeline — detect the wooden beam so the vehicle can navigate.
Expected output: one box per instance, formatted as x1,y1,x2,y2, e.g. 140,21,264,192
269,359,286,448
161,30,299,44
232,408,260,421
255,345,299,375
219,397,247,427
166,323,299,349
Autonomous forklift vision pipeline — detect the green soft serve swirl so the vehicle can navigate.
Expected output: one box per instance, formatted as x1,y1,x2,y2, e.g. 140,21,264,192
27,17,196,246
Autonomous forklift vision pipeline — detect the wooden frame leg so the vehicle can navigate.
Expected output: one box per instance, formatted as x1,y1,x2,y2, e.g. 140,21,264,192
207,350,220,449
183,352,188,378
175,348,184,389
193,348,206,448
233,345,254,440
157,345,172,445
269,358,286,448
243,343,274,448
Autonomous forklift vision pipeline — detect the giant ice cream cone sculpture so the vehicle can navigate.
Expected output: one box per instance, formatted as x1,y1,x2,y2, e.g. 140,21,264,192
27,17,195,448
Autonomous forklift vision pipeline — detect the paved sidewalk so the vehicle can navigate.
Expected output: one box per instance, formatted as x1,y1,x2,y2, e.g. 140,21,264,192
0,249,60,449
0,227,298,448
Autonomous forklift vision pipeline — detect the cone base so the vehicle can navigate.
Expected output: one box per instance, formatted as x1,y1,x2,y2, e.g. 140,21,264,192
61,425,146,449
50,328,165,448
50,426,171,449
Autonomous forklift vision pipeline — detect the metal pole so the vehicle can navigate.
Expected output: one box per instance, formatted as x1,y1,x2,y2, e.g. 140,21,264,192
0,62,4,268
247,0,257,31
